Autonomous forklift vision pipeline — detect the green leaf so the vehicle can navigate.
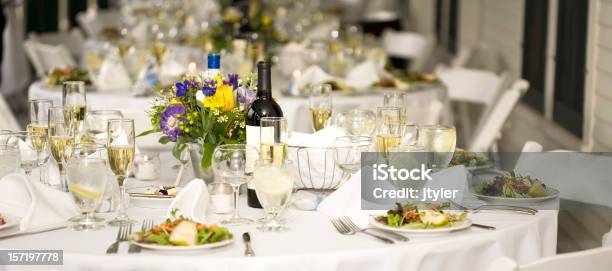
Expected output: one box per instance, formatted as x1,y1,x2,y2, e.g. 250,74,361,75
158,136,172,144
200,142,216,169
137,129,158,137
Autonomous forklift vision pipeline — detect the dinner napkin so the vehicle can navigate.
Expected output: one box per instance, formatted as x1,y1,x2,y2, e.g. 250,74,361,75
295,65,337,93
345,60,381,91
287,126,347,189
96,51,133,92
168,179,209,222
0,173,76,236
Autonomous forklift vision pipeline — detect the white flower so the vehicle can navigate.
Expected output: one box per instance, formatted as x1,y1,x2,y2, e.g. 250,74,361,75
212,109,220,116
195,90,205,103
218,115,228,123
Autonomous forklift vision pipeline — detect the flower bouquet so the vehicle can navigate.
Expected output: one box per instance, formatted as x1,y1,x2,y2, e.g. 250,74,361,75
140,73,256,169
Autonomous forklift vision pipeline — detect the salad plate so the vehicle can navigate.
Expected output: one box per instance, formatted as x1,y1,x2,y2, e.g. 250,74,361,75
130,215,234,252
473,188,560,204
369,202,472,235
0,213,20,231
472,171,560,204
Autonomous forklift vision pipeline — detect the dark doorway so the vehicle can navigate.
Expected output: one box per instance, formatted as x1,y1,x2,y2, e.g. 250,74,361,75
553,0,588,137
522,0,549,113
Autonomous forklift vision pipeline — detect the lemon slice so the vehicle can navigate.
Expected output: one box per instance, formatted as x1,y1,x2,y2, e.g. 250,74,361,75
68,184,102,200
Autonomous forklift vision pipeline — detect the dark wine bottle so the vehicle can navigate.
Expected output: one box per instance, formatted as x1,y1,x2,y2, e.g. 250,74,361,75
246,61,283,208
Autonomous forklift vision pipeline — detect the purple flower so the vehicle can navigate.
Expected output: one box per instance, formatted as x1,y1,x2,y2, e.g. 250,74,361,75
175,80,189,97
202,79,217,96
224,74,240,90
237,88,256,107
159,104,186,141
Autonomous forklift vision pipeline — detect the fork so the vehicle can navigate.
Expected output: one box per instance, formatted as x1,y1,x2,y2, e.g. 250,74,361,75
106,223,132,254
331,218,394,244
128,219,154,254
449,200,537,215
339,216,409,242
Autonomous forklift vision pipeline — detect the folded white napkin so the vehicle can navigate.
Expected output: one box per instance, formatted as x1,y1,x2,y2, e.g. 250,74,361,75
0,173,76,236
168,179,209,222
96,52,133,91
287,126,346,189
131,20,149,43
345,60,381,91
132,57,160,96
295,65,337,92
159,50,187,84
318,166,468,227
279,42,308,77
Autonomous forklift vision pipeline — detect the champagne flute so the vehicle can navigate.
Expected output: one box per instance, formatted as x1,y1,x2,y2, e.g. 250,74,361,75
333,136,372,182
211,144,259,225
375,107,402,155
333,109,376,136
48,106,75,191
29,99,52,183
107,118,137,226
309,84,332,132
253,160,294,232
62,81,87,139
383,91,406,123
259,117,288,165
418,125,457,169
83,110,123,145
66,143,108,231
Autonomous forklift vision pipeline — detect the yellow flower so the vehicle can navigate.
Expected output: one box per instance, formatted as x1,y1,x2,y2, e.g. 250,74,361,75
204,84,235,112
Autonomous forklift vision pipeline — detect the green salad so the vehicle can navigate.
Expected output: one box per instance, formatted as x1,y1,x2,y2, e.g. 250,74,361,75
478,171,548,198
450,148,490,167
132,213,232,246
376,202,467,229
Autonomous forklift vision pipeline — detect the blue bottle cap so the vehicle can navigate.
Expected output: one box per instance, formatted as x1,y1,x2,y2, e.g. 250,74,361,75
208,53,220,69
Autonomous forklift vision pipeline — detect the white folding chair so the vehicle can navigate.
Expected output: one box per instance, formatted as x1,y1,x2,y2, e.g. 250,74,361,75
23,40,76,77
382,30,434,71
76,10,123,37
468,79,529,152
521,141,543,152
0,95,21,130
486,246,612,271
604,228,612,247
28,29,85,59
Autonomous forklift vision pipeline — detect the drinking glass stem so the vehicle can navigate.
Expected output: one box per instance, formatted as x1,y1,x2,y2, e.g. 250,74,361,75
116,178,130,221
36,152,43,183
58,163,68,192
231,186,240,220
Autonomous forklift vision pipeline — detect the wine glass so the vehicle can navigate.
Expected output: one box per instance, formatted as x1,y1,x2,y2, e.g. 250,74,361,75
0,131,41,176
388,144,427,190
253,160,294,232
259,117,288,165
107,118,137,226
383,91,406,123
309,84,332,132
418,125,457,169
48,106,75,192
62,81,87,138
333,109,376,136
211,144,259,225
29,99,52,183
66,143,108,231
83,110,123,145
400,123,419,147
333,136,372,182
375,107,402,155
0,141,20,178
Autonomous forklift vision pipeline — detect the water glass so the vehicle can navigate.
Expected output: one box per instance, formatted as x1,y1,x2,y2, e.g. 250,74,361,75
83,110,123,145
0,131,41,176
333,136,372,175
254,160,294,232
418,125,457,169
333,109,376,136
0,142,20,178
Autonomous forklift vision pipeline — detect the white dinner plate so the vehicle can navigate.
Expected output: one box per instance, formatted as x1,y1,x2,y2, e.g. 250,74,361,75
464,162,495,171
369,216,472,235
472,187,560,204
129,237,234,251
0,213,20,231
128,186,182,209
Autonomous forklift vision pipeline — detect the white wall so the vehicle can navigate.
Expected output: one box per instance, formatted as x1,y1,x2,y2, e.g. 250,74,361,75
406,0,436,36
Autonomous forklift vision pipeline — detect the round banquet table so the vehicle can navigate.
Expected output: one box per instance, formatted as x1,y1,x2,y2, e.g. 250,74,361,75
0,154,558,271
28,81,454,134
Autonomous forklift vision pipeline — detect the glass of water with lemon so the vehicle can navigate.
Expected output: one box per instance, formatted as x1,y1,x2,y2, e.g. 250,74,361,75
66,143,108,231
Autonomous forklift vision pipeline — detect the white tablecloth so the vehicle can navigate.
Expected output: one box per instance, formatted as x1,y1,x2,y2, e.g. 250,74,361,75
0,153,558,271
28,81,453,134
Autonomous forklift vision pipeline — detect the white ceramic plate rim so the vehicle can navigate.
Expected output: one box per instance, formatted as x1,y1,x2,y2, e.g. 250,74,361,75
0,213,20,231
129,236,234,251
128,186,183,200
369,216,472,234
472,187,560,203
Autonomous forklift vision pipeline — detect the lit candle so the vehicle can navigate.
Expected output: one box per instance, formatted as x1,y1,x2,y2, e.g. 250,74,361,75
209,182,233,214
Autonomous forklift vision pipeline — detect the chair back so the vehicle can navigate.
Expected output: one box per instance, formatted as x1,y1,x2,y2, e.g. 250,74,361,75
0,96,21,130
23,40,76,77
487,246,612,271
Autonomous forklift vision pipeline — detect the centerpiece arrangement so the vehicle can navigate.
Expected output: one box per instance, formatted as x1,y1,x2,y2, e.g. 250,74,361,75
140,72,256,174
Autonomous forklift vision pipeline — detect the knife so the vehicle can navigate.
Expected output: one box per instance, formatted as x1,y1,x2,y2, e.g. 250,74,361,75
243,232,255,257
472,223,496,230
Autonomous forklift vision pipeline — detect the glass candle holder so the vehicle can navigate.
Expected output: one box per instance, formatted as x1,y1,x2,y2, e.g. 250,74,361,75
208,182,233,214
133,152,161,181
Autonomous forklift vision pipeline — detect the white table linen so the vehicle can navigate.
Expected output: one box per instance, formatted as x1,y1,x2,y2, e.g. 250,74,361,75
0,153,557,271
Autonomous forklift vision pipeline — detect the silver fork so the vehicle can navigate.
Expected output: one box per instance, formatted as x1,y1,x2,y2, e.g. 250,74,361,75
449,200,537,215
106,223,132,254
339,216,409,242
128,219,153,254
331,218,394,244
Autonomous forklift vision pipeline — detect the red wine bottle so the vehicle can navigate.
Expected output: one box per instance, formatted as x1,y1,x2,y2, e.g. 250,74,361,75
245,61,283,208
